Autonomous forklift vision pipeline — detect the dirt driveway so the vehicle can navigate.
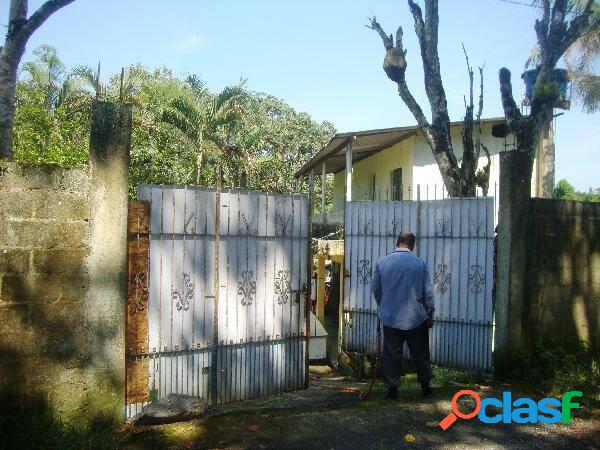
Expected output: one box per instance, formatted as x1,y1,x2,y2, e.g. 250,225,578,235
120,369,599,449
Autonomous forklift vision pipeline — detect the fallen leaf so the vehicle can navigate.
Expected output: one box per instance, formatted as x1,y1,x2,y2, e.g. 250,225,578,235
426,421,438,428
405,434,416,442
248,424,260,432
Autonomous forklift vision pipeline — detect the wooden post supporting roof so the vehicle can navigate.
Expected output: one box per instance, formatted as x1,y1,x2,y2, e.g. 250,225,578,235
345,139,353,202
321,162,326,217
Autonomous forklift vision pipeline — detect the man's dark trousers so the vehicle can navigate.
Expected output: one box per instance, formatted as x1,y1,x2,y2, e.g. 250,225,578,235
382,320,432,388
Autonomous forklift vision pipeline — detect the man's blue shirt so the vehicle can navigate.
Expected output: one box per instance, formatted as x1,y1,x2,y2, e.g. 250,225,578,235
371,248,434,331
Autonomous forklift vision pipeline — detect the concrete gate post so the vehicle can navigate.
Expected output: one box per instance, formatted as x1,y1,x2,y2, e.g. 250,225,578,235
84,100,132,419
494,151,532,376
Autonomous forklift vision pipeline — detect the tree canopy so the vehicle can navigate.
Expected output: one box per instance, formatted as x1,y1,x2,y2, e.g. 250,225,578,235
554,178,600,201
12,46,336,198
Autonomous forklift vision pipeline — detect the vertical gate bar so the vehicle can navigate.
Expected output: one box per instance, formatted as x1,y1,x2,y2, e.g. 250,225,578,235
306,172,314,388
211,169,221,405
227,188,233,403
237,189,242,402
147,190,153,406
182,186,188,395
466,199,473,370
254,194,260,398
458,198,464,369
263,192,269,396
191,187,197,396
157,186,164,399
169,185,176,394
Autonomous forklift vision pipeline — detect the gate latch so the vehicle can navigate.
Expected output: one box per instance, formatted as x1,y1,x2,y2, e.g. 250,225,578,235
290,283,307,304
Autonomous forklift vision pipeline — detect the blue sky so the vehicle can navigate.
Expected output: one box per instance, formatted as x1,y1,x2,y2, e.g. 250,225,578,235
3,0,598,190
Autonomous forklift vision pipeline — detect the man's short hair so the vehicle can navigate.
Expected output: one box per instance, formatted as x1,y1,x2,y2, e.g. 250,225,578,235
397,231,416,248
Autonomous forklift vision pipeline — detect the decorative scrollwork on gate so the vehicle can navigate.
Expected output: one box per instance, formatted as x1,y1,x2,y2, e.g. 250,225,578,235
184,212,197,234
433,264,451,293
275,212,293,238
470,218,485,237
390,217,400,237
239,213,258,236
238,270,257,306
468,264,486,294
274,270,292,305
358,260,372,285
172,273,194,311
436,218,451,237
358,219,372,236
129,272,149,315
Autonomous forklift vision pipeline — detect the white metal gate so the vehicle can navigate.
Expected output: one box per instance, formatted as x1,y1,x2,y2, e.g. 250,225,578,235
126,185,309,418
343,198,495,372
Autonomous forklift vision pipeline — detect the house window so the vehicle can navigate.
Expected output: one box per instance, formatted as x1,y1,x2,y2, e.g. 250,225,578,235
369,174,376,200
391,168,403,201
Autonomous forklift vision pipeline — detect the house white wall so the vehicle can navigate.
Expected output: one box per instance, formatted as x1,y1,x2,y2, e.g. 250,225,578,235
332,121,539,212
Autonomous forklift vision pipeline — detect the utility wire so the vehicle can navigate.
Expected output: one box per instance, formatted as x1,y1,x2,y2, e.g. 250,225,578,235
498,0,542,8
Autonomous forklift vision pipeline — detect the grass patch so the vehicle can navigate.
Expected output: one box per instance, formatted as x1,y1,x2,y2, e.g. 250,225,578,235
0,402,118,450
503,340,600,403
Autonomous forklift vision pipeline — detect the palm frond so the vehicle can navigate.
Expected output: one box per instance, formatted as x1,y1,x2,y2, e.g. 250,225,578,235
210,82,247,117
161,97,203,143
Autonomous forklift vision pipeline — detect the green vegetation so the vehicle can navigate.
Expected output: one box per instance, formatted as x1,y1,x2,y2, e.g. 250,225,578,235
0,405,117,450
503,340,600,401
12,45,335,198
554,179,600,201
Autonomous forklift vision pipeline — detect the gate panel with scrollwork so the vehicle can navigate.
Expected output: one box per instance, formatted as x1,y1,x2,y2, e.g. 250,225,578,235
343,198,495,372
125,185,309,418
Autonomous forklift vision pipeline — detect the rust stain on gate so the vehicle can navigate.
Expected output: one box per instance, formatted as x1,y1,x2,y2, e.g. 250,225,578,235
126,200,150,404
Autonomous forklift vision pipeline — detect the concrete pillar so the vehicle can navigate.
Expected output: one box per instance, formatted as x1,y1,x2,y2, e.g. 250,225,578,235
84,100,132,419
536,121,555,198
494,150,532,375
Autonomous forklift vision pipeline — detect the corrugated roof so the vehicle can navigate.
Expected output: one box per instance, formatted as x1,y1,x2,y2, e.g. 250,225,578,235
295,117,505,177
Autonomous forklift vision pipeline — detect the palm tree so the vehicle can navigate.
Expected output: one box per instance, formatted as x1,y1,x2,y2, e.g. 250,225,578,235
162,82,246,185
564,1,600,112
528,0,600,113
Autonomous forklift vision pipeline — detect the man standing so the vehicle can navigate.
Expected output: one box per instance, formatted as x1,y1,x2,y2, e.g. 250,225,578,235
371,231,434,399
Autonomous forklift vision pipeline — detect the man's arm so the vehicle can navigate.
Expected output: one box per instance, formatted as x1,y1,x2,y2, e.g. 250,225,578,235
371,261,382,305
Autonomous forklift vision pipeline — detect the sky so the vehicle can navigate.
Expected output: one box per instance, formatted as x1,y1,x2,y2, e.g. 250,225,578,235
2,0,598,190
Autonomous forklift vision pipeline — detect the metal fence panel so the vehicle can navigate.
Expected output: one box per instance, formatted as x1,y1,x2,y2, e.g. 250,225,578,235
342,197,494,372
126,185,308,418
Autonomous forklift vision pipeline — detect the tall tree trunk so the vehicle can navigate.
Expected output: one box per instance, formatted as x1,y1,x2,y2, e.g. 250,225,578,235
195,150,203,185
0,0,77,159
368,1,484,198
195,133,203,185
0,39,26,158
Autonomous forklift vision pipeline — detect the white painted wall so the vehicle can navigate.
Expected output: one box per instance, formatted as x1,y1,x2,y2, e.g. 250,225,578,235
332,121,538,211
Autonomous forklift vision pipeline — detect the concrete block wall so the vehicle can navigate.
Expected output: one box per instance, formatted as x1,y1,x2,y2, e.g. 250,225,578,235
0,100,131,423
0,163,100,418
525,199,600,350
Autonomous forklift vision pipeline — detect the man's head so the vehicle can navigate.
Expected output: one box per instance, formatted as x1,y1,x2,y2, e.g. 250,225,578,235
396,231,416,251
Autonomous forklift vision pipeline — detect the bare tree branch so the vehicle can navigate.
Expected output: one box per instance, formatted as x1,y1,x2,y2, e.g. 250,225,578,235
460,44,476,194
499,68,523,133
366,16,393,50
22,0,77,41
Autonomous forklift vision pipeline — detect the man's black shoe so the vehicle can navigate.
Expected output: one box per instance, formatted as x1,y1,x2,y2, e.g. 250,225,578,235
421,384,434,398
384,386,399,399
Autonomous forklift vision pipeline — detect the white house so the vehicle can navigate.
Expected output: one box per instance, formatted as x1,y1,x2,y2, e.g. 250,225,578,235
296,117,548,225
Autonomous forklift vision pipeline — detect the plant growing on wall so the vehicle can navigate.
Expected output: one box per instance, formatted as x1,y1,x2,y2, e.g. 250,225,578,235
499,0,596,189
